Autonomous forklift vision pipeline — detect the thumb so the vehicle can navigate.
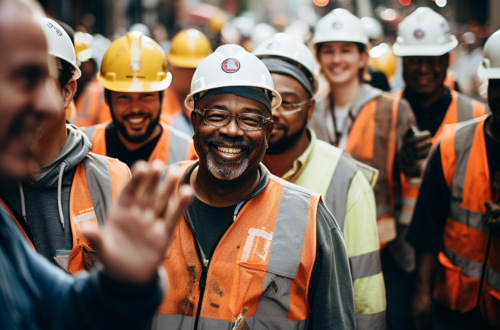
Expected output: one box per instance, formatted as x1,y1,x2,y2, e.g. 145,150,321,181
81,223,105,255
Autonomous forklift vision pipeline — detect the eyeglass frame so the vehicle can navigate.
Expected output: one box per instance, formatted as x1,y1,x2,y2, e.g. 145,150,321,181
194,108,273,131
278,98,313,114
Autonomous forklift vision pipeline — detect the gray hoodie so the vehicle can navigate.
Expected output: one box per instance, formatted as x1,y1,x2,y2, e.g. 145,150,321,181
1,123,91,262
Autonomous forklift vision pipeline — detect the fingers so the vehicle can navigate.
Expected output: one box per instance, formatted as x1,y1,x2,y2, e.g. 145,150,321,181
164,185,194,236
81,223,105,256
118,161,149,207
135,160,165,209
155,165,181,219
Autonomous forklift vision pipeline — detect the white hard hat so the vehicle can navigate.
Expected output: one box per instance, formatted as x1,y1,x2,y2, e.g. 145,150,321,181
253,33,318,94
313,8,369,47
393,7,458,57
38,18,81,79
361,17,384,42
185,44,282,111
130,23,151,37
251,23,277,47
477,29,500,79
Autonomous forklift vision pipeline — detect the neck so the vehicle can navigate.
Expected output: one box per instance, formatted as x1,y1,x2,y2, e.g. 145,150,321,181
117,124,162,151
407,85,446,109
191,163,261,207
487,114,500,143
330,79,361,108
35,119,67,168
263,129,310,178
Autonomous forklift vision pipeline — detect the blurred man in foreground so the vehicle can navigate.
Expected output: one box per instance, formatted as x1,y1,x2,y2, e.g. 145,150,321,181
407,29,500,330
254,33,386,330
0,1,192,329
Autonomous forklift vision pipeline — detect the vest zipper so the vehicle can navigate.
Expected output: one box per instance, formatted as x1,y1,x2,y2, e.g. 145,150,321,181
194,257,209,330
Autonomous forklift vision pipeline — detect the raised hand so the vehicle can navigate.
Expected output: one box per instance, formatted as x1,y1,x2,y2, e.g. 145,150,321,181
82,160,193,283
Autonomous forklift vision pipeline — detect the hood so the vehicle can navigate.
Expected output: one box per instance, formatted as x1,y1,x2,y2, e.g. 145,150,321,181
349,84,383,119
31,123,91,189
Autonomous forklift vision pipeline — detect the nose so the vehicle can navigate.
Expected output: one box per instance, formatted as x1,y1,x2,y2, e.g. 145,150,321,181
218,116,245,138
34,78,61,119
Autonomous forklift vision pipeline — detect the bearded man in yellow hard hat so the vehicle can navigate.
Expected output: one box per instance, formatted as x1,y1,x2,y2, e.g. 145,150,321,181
162,29,213,135
81,31,197,169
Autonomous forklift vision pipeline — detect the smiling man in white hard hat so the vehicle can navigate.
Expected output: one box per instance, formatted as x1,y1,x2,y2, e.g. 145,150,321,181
406,29,500,330
152,44,355,330
383,8,490,329
254,33,386,330
0,17,133,274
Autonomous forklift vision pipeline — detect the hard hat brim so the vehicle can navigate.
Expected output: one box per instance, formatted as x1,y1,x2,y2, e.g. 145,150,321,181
53,54,82,80
166,54,205,69
185,83,282,112
313,37,370,47
96,72,172,93
393,39,458,57
477,65,500,79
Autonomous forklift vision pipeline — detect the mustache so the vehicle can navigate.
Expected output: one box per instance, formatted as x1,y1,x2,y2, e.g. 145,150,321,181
123,112,151,120
206,136,254,150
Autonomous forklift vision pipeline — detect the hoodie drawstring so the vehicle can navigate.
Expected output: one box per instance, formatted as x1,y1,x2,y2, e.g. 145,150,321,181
17,183,26,220
57,163,66,230
18,163,67,230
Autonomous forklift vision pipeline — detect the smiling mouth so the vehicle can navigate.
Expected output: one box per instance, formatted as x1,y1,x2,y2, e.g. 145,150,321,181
215,145,244,156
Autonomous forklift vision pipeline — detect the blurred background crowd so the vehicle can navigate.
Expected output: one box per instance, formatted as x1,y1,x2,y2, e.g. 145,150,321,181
36,0,499,104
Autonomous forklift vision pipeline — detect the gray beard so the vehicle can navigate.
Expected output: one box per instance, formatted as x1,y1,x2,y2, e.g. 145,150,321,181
206,150,250,181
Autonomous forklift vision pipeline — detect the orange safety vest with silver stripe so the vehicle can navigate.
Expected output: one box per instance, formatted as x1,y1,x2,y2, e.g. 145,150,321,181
153,161,319,330
396,90,488,226
434,114,500,328
0,153,130,274
339,92,412,247
81,121,197,164
74,79,112,127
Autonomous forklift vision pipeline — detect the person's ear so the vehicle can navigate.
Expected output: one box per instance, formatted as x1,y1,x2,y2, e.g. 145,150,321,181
190,110,198,132
306,98,316,122
61,78,77,110
264,118,274,142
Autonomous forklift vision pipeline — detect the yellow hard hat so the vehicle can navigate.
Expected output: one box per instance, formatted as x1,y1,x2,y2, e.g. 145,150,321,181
369,43,397,83
74,32,93,63
166,29,213,69
97,31,172,92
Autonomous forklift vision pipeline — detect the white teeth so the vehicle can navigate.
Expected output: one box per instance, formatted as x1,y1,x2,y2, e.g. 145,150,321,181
216,146,243,155
128,117,145,124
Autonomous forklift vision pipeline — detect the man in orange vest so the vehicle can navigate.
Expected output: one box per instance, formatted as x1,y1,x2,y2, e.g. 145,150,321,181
80,31,196,169
0,1,193,329
153,44,355,329
0,17,131,274
406,30,500,329
163,29,213,135
383,9,489,328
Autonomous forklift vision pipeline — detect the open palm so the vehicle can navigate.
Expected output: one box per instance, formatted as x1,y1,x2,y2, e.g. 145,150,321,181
83,160,193,284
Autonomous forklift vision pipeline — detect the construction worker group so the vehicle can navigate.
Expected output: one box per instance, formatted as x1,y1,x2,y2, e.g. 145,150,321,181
0,1,499,329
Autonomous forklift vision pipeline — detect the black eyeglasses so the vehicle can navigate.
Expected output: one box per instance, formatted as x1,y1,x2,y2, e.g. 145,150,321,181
195,109,273,131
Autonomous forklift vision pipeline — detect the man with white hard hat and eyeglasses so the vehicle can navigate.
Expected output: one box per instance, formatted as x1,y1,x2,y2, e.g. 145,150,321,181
254,33,386,330
406,29,500,330
152,44,355,330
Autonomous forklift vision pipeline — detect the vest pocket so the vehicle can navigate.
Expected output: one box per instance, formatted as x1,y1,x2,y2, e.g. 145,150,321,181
433,251,477,312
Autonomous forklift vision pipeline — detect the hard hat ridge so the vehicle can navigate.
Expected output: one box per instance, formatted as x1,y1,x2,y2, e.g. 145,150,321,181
393,7,458,56
185,44,282,111
313,8,369,47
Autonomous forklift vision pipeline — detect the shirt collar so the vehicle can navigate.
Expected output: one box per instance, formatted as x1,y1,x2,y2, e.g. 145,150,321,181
282,128,316,181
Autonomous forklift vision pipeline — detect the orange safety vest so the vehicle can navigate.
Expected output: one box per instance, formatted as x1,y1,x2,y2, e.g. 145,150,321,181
81,121,197,164
396,90,488,226
0,154,130,274
434,115,500,328
74,79,112,127
341,92,412,247
153,161,319,329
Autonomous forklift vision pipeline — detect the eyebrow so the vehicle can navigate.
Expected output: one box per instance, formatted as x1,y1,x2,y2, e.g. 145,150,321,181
206,104,265,115
280,92,301,98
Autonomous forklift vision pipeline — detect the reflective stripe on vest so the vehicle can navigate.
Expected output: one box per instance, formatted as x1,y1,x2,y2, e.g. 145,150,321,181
434,115,500,328
344,93,401,246
83,122,197,165
396,91,488,226
155,165,318,330
0,154,129,274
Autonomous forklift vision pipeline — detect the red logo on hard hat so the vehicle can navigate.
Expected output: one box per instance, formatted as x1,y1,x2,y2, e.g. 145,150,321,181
332,21,343,29
413,29,425,40
222,58,240,73
128,60,142,73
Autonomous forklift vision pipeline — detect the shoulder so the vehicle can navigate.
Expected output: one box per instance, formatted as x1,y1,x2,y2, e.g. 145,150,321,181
161,122,192,142
79,121,109,138
85,152,131,179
